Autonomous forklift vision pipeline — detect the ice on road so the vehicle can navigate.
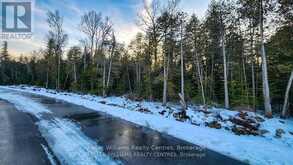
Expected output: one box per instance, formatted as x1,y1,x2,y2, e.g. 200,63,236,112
0,90,120,165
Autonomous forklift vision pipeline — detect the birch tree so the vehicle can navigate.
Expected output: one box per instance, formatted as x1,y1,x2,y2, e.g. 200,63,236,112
259,0,272,117
106,32,116,95
281,70,293,117
220,13,229,109
179,14,187,111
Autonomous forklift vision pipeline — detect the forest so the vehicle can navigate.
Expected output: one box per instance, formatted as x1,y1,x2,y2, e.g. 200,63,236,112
0,0,292,118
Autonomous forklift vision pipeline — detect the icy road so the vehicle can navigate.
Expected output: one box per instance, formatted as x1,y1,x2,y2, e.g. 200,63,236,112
0,89,245,165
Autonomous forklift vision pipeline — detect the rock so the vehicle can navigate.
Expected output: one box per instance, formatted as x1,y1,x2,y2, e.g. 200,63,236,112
275,129,285,138
191,121,200,126
107,103,123,108
232,126,259,136
232,126,247,135
159,110,166,115
255,116,265,122
197,109,212,114
99,101,107,104
137,108,152,114
230,117,260,130
173,111,190,122
258,129,269,136
206,121,222,129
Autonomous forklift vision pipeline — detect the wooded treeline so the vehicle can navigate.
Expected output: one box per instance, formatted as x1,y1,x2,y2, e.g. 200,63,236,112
0,0,292,117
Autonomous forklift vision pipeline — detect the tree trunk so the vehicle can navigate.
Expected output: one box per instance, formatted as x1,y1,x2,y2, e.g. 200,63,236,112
163,46,170,106
73,63,77,83
102,59,106,97
46,70,49,89
260,0,272,117
222,32,229,109
195,51,205,106
162,35,169,106
56,52,61,90
180,22,186,110
250,25,256,110
90,36,94,58
281,70,293,118
252,61,256,109
83,46,87,72
106,55,113,89
126,65,132,93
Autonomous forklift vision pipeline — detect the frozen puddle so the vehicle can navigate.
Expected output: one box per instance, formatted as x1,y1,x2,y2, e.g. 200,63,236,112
38,118,121,165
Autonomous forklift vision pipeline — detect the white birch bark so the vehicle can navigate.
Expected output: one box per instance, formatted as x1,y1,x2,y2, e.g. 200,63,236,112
180,22,186,110
222,32,229,109
281,70,293,117
260,0,272,117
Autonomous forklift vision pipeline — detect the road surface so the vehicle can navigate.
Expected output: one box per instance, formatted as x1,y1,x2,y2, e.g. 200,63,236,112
0,90,246,165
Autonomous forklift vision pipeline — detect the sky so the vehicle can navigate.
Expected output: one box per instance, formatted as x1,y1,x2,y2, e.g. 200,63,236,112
3,0,211,57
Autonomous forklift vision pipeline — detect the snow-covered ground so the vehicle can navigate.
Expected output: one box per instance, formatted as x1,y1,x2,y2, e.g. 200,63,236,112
0,85,293,165
0,89,121,165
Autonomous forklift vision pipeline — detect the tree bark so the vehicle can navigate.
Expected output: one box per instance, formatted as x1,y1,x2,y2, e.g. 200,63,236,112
46,70,49,89
250,25,256,110
73,63,77,83
56,51,61,90
260,0,272,117
102,59,106,97
180,22,186,110
163,46,170,106
195,51,205,106
126,65,132,93
106,48,114,91
281,70,293,118
222,32,229,109
162,34,169,106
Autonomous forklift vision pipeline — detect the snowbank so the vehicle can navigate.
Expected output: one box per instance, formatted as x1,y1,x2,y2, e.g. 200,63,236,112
1,85,293,165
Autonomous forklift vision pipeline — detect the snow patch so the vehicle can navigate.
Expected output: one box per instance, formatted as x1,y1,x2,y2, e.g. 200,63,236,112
0,91,51,118
38,118,121,165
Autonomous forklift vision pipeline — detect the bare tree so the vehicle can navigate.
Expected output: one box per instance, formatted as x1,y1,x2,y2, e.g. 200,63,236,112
160,0,179,106
47,10,67,90
80,11,102,58
97,17,112,97
138,0,161,66
106,32,116,94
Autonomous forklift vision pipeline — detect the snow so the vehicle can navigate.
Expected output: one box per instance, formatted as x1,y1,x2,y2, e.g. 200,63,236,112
41,144,57,165
0,91,51,118
0,89,121,165
38,118,121,165
1,85,293,165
